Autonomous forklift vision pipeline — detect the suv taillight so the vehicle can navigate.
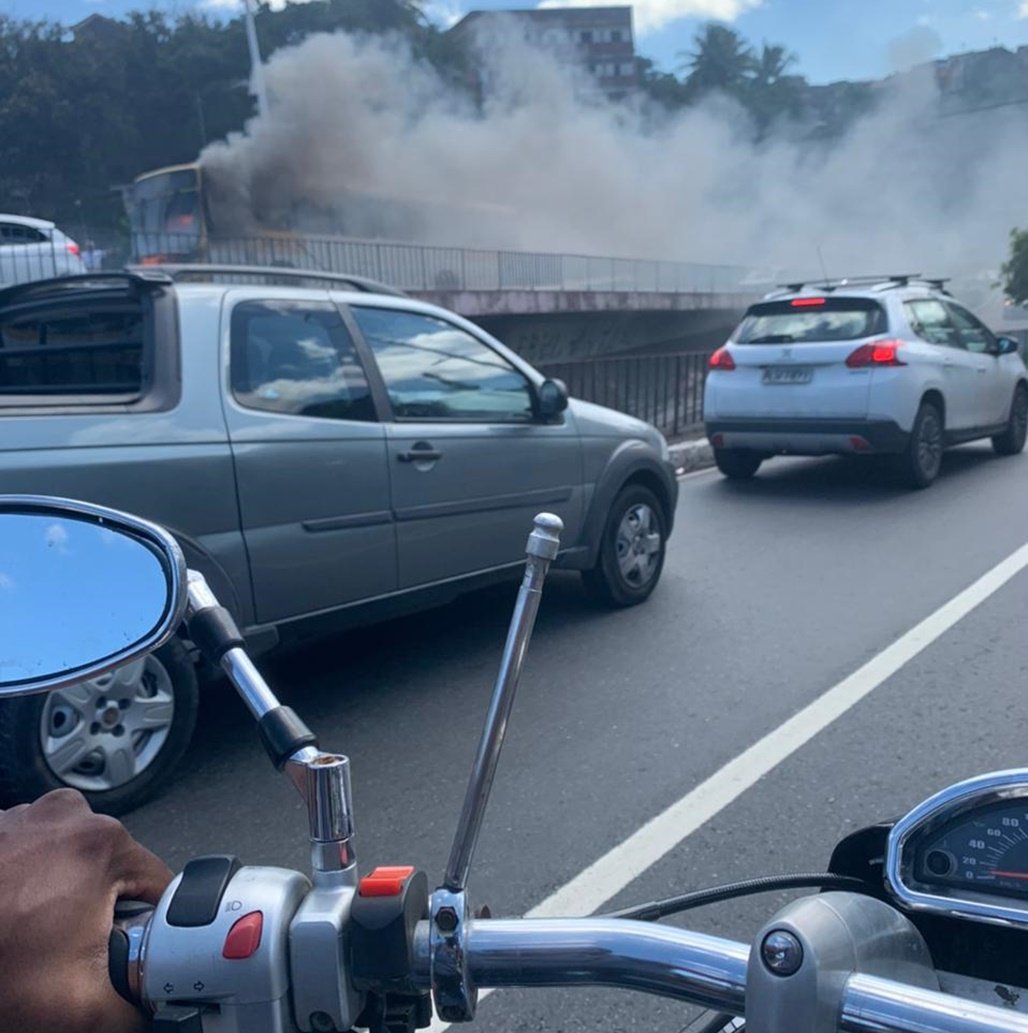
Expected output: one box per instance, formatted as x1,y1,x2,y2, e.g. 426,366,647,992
66,243,80,257
709,347,736,371
846,339,906,368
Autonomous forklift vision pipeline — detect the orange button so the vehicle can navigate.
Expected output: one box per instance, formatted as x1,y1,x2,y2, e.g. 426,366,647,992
359,865,415,897
223,911,263,959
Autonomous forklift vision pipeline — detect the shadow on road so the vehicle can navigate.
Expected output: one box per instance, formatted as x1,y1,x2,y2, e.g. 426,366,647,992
187,571,600,756
712,444,1015,503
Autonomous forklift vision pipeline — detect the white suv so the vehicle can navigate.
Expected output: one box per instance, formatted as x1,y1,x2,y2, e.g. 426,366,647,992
0,214,87,285
703,276,1028,487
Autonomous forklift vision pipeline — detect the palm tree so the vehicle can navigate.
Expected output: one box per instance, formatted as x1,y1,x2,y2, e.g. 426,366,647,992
746,42,804,133
751,43,796,88
678,24,755,98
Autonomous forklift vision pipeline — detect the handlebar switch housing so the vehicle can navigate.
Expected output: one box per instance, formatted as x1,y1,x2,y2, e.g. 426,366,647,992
350,867,432,1033
351,867,429,989
746,892,938,1033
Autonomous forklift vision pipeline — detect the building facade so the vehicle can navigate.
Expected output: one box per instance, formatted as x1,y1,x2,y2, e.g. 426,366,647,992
449,7,638,103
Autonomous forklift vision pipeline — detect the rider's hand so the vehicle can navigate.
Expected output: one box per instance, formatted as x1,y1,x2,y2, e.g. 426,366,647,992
0,788,171,1033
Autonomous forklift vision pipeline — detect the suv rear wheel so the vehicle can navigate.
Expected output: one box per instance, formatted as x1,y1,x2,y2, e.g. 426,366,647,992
0,639,198,816
714,448,763,480
992,384,1028,456
895,400,944,489
582,485,667,607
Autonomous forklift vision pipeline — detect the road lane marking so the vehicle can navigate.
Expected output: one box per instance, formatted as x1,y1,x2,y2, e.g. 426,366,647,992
532,539,1028,917
427,538,1028,1030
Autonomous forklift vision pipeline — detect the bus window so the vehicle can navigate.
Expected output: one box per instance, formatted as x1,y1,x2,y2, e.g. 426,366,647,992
128,166,205,260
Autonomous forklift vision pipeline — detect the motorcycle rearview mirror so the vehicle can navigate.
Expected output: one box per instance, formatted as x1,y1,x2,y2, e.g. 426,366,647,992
0,495,187,697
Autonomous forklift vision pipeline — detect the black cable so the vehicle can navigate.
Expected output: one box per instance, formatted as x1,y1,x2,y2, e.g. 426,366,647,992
604,873,869,922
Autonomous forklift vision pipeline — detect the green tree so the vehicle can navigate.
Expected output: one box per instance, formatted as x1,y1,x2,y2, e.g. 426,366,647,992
636,56,691,110
678,24,755,100
744,42,805,134
1002,227,1028,306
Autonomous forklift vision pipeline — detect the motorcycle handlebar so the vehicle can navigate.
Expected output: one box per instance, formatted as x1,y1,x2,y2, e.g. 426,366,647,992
111,906,1028,1032
408,918,1028,1033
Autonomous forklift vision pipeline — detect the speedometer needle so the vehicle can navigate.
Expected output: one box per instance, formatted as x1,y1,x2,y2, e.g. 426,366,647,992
991,870,1028,880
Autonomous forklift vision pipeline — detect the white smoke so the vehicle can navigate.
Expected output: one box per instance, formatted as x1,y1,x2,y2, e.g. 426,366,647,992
200,28,1028,291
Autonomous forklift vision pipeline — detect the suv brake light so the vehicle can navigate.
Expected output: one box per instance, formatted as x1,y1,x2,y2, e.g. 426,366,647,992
66,243,80,257
709,347,736,371
846,339,906,368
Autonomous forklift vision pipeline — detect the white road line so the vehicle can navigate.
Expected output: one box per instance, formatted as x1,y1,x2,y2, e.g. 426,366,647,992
427,539,1028,1029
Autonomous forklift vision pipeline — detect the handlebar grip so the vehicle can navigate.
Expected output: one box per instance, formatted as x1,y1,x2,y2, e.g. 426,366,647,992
109,900,154,1006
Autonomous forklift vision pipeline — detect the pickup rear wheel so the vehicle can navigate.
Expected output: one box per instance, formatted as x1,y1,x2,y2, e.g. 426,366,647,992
0,639,198,816
582,484,667,607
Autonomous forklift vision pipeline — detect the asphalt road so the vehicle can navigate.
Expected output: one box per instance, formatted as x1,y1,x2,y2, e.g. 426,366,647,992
125,443,1028,1031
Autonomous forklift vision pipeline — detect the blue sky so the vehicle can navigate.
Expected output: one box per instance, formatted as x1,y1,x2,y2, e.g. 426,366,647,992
7,0,1028,82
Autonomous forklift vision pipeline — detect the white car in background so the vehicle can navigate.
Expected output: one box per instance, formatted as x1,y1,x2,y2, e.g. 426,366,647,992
704,276,1028,488
0,214,86,285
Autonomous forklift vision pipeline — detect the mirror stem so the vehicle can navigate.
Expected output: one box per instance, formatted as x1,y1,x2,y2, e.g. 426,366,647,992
186,570,355,878
443,514,563,893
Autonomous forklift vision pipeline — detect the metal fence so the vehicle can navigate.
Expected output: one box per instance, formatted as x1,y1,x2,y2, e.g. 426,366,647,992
127,232,752,296
538,350,712,438
0,238,112,287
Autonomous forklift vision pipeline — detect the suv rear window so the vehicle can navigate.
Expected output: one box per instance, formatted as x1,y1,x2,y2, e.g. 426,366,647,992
0,299,146,403
735,297,887,344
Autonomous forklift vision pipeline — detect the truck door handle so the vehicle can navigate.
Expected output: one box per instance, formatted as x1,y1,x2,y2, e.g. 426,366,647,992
397,447,443,463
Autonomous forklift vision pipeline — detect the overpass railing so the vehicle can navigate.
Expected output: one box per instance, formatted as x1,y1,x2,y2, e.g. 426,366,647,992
126,232,750,296
538,350,713,438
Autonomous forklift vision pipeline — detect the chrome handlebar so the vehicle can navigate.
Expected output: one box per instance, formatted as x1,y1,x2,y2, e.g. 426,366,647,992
406,916,1028,1033
115,908,1028,1033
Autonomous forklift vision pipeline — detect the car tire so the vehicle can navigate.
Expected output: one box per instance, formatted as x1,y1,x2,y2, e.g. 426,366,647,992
895,400,944,489
992,385,1028,456
582,484,667,607
0,639,198,816
714,448,763,479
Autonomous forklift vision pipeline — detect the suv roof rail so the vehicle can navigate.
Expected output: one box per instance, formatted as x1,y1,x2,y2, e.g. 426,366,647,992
775,273,925,294
0,269,173,307
128,264,408,297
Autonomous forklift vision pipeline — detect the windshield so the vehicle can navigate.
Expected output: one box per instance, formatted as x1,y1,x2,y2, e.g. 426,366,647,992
735,298,888,343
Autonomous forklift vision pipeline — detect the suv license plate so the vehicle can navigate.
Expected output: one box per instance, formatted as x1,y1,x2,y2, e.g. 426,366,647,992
763,366,813,385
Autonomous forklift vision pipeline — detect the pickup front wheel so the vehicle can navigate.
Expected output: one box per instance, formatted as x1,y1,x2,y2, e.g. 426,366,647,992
582,485,667,607
0,639,198,816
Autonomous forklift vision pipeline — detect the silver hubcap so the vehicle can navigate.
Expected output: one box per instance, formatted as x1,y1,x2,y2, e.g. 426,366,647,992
40,656,175,793
616,503,662,587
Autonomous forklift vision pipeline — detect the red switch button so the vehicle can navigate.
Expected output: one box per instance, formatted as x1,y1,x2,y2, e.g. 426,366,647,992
222,911,263,959
359,865,415,897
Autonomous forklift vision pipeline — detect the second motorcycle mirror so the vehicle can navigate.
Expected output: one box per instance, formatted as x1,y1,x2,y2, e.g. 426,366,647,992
0,497,187,697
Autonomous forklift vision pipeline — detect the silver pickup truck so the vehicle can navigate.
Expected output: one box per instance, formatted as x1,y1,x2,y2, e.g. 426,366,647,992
0,266,678,813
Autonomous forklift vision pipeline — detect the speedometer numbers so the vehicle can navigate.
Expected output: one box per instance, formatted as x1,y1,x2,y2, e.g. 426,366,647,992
915,804,1028,897
886,771,1028,928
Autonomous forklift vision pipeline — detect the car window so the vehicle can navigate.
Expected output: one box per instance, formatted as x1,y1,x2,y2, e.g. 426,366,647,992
230,300,375,422
0,223,47,245
351,307,534,422
947,303,996,355
904,299,960,348
0,301,146,401
734,297,886,343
